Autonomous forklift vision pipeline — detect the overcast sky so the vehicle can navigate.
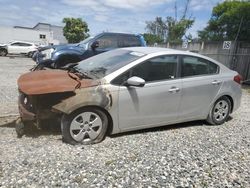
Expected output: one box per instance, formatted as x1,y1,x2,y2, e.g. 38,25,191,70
0,0,223,37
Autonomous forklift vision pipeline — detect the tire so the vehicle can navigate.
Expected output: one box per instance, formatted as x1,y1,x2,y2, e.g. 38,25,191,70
0,49,7,56
16,118,25,138
206,96,231,125
61,107,108,145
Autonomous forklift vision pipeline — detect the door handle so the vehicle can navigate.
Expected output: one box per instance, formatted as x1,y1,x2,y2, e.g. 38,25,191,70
169,87,180,93
212,80,221,85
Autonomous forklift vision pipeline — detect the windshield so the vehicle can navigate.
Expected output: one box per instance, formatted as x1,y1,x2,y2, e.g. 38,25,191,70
78,36,94,48
74,49,145,79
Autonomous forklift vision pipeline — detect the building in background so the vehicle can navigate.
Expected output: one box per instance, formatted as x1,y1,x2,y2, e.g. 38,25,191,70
0,23,67,45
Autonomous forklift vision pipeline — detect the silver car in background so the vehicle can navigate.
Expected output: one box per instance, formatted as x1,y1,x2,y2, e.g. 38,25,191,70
17,47,242,145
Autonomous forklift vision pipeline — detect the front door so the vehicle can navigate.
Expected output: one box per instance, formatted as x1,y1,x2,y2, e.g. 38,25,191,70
8,42,21,54
115,55,182,131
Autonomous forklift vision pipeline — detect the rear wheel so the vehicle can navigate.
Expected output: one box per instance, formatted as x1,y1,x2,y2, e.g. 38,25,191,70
61,107,108,145
0,49,7,56
207,96,231,125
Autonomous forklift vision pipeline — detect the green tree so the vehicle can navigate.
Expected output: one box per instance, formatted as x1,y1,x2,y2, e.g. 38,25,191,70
145,16,194,43
198,1,250,41
63,18,89,43
143,33,163,45
165,17,194,42
145,0,194,43
145,17,167,40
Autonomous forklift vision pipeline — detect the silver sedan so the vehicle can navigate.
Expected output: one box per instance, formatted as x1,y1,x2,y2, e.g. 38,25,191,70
17,47,242,145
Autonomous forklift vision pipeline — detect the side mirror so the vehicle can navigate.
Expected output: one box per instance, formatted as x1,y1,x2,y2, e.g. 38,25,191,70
91,41,99,50
125,76,145,87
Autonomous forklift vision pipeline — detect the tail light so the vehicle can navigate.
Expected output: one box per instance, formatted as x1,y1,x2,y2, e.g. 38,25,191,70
234,74,243,84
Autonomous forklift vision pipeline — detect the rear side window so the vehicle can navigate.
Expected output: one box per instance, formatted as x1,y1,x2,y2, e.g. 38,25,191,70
181,56,219,77
20,43,32,46
119,35,141,47
11,42,20,46
11,42,31,46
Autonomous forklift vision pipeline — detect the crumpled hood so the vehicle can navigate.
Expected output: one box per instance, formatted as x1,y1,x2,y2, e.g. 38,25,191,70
18,70,98,95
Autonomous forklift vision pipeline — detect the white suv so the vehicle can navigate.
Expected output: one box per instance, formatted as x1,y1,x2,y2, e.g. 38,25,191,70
0,41,38,57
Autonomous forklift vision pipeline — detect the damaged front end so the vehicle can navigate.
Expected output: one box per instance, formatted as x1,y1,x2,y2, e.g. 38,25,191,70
16,70,99,137
18,91,75,121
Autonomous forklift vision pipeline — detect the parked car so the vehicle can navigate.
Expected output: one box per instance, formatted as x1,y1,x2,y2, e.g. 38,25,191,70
0,41,38,57
32,32,146,70
16,47,242,145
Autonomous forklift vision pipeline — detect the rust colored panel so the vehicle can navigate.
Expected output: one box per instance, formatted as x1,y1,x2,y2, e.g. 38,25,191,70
18,70,98,95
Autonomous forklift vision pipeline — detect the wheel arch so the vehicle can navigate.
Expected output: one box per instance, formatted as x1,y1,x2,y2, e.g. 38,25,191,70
223,95,234,113
206,94,234,125
211,93,234,114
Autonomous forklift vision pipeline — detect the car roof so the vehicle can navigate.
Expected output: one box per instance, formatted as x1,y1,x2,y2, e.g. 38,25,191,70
96,32,141,37
10,41,34,44
122,47,222,64
122,47,177,54
121,47,230,70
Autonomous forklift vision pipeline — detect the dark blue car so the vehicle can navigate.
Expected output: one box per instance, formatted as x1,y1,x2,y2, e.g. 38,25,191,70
32,32,146,70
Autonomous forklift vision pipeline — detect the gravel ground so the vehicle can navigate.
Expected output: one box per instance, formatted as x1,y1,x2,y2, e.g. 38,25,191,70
0,57,249,187
0,88,249,187
0,56,34,116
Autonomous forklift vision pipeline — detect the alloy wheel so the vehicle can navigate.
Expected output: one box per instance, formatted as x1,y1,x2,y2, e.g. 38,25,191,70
213,100,229,122
0,50,7,56
69,112,103,142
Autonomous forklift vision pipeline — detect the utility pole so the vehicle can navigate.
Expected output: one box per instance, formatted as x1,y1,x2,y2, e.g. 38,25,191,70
174,1,177,21
183,0,190,19
230,16,244,70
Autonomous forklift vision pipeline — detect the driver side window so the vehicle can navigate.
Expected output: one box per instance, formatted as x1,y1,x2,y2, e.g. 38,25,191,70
112,55,178,85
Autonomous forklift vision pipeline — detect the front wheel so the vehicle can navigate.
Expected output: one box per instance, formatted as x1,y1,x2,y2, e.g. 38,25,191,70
206,96,231,125
61,107,108,145
16,118,25,138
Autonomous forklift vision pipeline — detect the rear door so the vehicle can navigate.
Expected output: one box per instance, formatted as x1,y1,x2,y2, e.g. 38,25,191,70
19,43,33,53
179,55,222,121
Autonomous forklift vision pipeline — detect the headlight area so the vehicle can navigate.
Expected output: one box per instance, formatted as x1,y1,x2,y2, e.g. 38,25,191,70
41,48,54,60
18,91,75,121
